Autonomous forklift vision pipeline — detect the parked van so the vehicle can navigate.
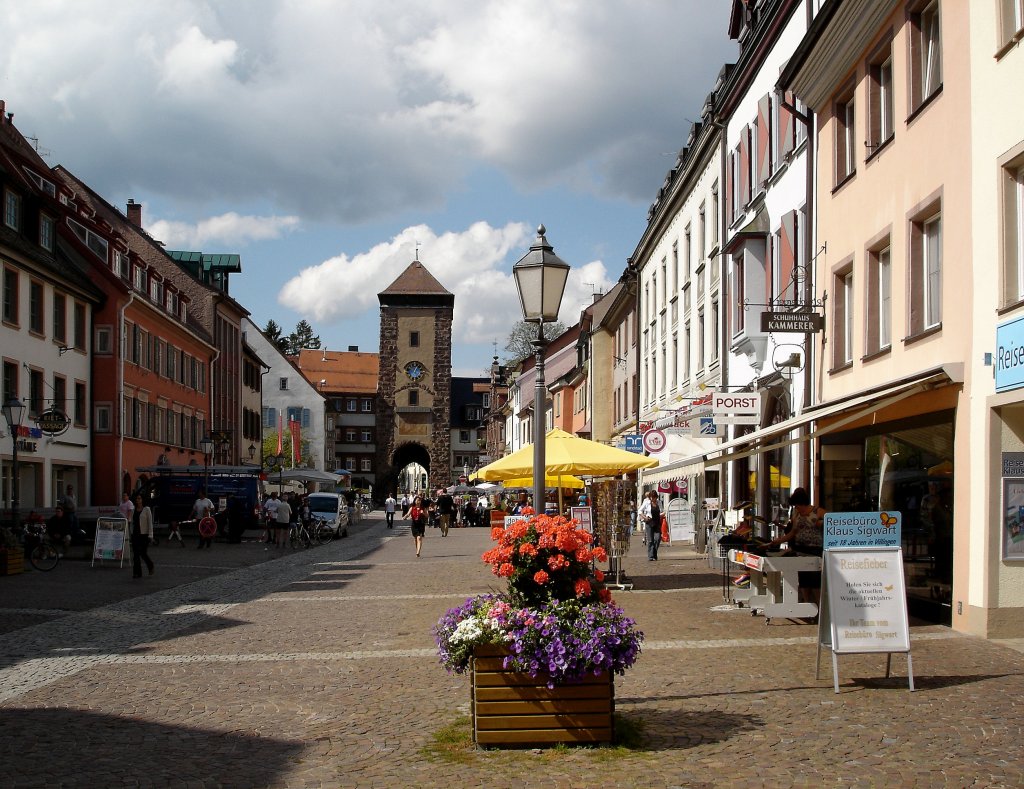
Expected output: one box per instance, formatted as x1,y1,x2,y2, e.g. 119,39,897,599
306,492,349,537
134,465,263,541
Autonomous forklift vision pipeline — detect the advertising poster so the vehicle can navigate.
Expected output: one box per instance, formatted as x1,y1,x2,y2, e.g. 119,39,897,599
92,517,129,564
821,547,910,654
823,511,901,549
1003,478,1024,560
666,498,694,543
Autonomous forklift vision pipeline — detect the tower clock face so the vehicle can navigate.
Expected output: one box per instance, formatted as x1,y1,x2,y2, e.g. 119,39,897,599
404,361,426,381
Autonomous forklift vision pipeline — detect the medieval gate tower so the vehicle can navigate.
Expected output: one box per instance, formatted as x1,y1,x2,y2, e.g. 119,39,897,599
375,258,453,496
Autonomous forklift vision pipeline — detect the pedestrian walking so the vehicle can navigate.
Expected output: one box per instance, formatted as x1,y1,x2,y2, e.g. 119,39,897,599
131,494,155,578
62,484,80,536
408,495,427,557
401,493,409,517
639,491,662,561
118,491,135,521
436,489,454,536
275,494,292,549
384,493,397,528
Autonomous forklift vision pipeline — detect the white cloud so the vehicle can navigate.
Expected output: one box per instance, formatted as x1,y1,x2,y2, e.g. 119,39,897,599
0,2,734,218
148,211,300,248
279,221,615,348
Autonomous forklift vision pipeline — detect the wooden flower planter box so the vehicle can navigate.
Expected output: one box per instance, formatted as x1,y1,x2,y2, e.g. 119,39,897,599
471,644,614,746
0,548,24,576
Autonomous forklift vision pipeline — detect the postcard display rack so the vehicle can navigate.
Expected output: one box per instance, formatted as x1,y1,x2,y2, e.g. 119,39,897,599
591,479,636,590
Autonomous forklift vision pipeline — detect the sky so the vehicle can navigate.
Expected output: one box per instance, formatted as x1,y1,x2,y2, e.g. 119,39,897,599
1,1,737,377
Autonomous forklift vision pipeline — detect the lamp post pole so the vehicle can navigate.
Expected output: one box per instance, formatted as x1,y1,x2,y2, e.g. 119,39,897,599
512,226,570,517
532,329,547,515
200,436,214,497
3,398,26,528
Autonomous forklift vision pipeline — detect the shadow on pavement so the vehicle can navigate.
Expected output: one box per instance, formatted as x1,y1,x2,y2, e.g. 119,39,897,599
616,707,764,751
850,672,1021,691
0,707,293,785
629,572,722,590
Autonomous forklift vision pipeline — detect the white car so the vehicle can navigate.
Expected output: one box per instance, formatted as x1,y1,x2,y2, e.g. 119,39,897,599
306,493,349,537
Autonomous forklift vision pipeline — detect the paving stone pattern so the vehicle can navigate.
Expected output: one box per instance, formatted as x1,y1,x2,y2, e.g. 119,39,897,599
2,515,1024,787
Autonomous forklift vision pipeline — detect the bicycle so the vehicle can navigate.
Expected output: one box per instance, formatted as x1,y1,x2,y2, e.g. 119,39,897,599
288,520,313,549
23,522,62,571
309,515,335,545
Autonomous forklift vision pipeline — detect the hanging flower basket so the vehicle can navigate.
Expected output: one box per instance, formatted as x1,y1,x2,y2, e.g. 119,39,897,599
434,515,643,747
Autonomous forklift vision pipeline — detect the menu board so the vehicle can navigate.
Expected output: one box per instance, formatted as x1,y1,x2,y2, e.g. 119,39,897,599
666,498,694,542
820,547,910,654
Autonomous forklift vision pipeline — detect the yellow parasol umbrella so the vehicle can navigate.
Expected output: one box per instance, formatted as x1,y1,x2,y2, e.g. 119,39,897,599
477,429,657,512
749,466,791,490
477,429,657,480
502,474,586,490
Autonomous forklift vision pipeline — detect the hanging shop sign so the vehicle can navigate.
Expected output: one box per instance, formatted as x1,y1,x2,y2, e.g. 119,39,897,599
642,429,667,453
712,392,761,416
760,311,824,333
36,408,71,436
623,434,643,453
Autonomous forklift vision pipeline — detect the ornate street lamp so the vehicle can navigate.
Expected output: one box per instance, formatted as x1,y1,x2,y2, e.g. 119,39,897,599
248,444,257,464
512,225,570,515
2,397,26,528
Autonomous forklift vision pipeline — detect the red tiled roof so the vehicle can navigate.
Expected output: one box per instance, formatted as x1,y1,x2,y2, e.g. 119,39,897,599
295,349,380,394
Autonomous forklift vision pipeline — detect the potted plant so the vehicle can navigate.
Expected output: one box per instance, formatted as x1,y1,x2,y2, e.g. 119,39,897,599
434,514,643,745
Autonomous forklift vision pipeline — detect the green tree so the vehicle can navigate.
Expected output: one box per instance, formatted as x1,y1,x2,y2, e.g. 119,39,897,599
264,319,290,354
287,319,321,355
504,320,566,366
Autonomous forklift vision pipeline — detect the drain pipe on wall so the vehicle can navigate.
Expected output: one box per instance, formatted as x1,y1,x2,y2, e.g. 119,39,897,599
117,291,135,495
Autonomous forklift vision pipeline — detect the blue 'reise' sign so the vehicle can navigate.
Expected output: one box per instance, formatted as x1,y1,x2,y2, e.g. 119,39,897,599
996,315,1024,392
823,512,902,549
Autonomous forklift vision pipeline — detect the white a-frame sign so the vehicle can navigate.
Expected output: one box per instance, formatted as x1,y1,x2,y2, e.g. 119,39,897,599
816,546,914,693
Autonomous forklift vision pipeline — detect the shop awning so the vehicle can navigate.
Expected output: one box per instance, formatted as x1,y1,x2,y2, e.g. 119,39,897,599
703,364,961,468
640,454,705,485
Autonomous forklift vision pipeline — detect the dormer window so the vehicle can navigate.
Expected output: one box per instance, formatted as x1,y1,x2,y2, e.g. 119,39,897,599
132,264,146,292
179,300,187,323
68,217,109,262
22,167,57,198
149,275,163,304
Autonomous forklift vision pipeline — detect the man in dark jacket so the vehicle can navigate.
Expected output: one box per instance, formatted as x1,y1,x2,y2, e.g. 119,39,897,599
436,490,454,536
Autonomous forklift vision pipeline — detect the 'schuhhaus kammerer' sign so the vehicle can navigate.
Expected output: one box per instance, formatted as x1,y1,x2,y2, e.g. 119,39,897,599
760,311,824,333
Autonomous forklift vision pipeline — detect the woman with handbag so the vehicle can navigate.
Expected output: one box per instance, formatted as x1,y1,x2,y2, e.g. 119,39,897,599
408,495,427,558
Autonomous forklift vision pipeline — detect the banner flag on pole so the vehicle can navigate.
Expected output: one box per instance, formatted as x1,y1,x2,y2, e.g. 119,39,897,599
290,418,301,467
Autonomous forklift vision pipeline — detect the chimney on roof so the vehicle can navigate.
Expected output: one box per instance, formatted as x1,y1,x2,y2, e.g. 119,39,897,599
348,345,358,352
126,199,142,227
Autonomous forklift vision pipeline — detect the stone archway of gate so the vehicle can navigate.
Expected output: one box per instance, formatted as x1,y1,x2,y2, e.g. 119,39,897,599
390,441,433,495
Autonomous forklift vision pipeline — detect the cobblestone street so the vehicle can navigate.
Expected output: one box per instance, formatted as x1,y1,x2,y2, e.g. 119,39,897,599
2,511,1024,787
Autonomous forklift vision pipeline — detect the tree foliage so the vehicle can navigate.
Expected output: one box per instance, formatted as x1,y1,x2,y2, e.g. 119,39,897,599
504,320,567,367
264,318,322,355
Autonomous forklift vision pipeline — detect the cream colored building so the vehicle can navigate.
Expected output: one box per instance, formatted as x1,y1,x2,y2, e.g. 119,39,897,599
967,2,1024,637
784,0,971,629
